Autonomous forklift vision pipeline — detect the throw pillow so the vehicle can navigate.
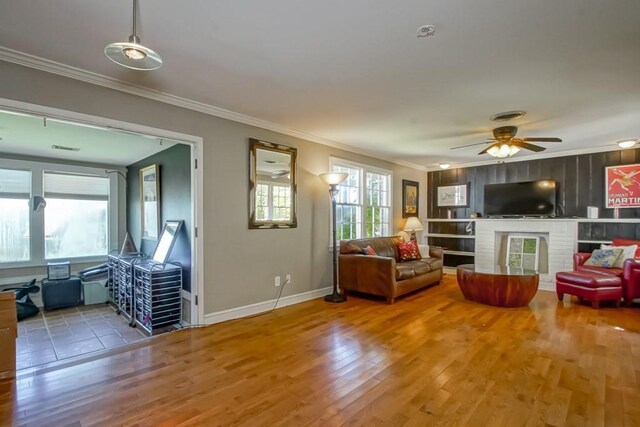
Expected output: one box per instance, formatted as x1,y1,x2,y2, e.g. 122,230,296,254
601,244,638,268
397,240,422,261
583,248,624,268
612,238,640,257
361,245,376,256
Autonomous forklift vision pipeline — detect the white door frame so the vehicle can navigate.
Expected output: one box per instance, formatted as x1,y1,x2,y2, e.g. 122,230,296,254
0,97,206,325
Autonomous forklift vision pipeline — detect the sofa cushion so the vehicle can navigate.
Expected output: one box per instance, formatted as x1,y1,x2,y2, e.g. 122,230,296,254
422,256,443,271
395,260,433,281
577,265,623,277
612,238,640,257
583,248,623,268
409,260,432,275
396,264,416,280
601,244,638,268
397,241,422,261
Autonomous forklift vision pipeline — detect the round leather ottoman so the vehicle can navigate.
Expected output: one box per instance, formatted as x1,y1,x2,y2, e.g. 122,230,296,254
556,271,622,308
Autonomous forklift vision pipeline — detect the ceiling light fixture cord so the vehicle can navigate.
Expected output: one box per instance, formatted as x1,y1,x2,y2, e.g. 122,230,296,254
132,0,137,38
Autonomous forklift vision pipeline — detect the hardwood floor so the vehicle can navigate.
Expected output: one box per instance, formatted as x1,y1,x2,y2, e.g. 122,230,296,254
1,274,639,426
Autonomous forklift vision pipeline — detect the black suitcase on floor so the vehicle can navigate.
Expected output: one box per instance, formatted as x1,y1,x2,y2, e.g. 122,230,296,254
42,276,82,310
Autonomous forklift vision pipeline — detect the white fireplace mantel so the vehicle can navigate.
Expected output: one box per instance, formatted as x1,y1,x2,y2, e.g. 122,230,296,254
475,219,579,291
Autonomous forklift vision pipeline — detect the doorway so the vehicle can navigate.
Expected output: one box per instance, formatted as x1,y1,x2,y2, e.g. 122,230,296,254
0,98,204,370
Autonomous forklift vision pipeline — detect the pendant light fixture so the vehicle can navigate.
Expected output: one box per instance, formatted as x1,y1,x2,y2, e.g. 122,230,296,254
104,0,162,70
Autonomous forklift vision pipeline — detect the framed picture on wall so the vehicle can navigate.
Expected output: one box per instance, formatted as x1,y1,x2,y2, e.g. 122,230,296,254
140,164,161,240
402,179,419,218
605,164,640,208
437,183,468,207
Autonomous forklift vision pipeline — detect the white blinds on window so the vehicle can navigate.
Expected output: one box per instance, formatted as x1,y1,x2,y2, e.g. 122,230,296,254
0,168,31,199
43,172,109,200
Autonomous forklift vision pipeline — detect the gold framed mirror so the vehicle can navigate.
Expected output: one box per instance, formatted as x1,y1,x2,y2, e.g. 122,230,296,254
249,138,297,229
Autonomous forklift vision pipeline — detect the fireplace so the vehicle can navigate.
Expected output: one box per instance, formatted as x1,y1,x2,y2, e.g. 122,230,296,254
494,232,549,273
475,219,578,291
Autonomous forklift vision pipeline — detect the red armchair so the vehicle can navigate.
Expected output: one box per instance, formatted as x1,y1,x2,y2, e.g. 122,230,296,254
574,247,640,306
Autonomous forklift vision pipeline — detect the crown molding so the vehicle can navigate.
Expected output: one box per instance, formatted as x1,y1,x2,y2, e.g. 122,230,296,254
0,46,426,172
425,144,628,172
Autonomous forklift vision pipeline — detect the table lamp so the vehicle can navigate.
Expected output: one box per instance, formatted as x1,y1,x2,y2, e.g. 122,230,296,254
403,217,424,241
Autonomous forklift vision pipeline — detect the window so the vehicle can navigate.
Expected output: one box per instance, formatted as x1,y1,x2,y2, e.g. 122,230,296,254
43,172,109,259
331,159,391,240
0,158,117,267
0,169,31,263
256,182,292,222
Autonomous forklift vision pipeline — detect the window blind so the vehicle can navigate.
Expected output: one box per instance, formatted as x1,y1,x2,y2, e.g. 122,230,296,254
0,168,31,199
43,171,109,201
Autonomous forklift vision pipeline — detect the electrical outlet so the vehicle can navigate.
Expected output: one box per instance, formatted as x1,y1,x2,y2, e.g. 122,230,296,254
286,274,291,285
275,276,281,287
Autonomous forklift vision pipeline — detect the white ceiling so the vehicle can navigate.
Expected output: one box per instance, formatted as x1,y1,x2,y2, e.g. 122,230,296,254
0,111,176,166
0,0,639,169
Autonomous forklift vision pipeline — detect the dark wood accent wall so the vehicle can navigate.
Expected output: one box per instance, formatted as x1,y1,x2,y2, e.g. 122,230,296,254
428,149,640,219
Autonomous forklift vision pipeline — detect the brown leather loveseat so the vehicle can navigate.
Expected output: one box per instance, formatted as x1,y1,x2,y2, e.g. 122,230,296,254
339,236,443,303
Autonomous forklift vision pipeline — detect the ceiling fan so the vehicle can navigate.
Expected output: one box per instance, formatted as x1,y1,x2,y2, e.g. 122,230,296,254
451,126,562,158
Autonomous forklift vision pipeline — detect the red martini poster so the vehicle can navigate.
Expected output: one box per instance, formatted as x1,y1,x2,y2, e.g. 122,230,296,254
606,164,640,208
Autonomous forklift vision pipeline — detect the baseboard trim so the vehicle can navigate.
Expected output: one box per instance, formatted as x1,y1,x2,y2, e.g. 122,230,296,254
204,286,331,325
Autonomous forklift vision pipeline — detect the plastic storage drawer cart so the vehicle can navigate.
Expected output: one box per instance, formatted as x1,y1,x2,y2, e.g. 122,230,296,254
133,261,182,335
107,252,146,324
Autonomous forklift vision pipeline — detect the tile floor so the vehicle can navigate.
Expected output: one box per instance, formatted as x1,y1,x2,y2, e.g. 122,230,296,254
16,304,147,369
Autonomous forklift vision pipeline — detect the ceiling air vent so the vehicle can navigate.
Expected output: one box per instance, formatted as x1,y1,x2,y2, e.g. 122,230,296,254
490,110,526,122
51,145,80,152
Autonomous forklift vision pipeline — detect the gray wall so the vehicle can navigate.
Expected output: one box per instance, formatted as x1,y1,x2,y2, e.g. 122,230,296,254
127,144,192,291
0,61,427,314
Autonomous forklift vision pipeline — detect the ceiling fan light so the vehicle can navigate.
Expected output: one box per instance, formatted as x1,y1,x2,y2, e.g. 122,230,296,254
487,145,501,157
498,144,512,157
618,139,638,149
509,146,520,156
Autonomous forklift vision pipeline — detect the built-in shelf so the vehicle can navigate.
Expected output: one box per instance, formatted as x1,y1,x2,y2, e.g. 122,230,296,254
576,218,640,223
577,240,612,244
425,219,476,267
426,233,475,239
425,218,475,223
442,250,475,256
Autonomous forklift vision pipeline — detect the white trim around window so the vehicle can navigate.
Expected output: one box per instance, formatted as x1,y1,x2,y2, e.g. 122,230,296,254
0,157,122,269
329,157,393,242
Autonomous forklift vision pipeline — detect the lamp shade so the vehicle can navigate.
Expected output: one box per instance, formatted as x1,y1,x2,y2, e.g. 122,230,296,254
319,172,349,186
403,217,424,232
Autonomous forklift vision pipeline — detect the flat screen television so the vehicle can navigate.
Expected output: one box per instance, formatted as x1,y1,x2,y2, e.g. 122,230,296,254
484,180,557,217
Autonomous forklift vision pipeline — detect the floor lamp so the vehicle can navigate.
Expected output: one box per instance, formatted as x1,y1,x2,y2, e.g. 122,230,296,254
320,172,349,303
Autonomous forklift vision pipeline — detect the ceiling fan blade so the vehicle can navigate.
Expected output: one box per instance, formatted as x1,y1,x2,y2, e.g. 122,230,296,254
511,140,547,152
450,141,491,150
522,137,562,142
478,142,500,155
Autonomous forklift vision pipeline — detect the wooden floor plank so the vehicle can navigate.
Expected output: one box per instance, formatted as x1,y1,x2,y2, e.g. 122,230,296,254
1,274,640,426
